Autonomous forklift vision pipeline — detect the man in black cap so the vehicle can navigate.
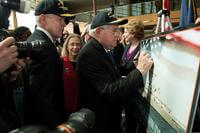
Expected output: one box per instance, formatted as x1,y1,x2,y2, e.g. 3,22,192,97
76,11,153,133
23,0,74,129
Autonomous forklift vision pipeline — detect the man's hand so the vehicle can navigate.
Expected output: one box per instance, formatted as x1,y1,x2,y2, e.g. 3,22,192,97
136,51,153,75
195,17,200,25
8,59,28,82
0,37,18,73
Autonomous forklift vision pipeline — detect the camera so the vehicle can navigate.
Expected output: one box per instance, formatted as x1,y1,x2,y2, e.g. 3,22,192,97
0,0,32,28
0,0,32,13
56,108,95,133
10,108,95,133
2,40,44,73
0,29,43,61
15,40,44,60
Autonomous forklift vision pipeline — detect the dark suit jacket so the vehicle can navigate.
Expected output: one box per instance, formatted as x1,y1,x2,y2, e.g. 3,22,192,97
120,44,146,133
24,30,66,129
76,38,144,133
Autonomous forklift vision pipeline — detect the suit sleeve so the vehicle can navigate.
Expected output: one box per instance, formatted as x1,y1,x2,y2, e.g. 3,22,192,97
77,52,144,105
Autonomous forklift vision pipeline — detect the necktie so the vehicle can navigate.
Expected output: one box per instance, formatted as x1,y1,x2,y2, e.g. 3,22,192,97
107,50,120,74
107,50,115,66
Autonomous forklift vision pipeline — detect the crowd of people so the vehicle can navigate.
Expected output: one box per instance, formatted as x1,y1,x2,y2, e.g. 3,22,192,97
0,0,200,133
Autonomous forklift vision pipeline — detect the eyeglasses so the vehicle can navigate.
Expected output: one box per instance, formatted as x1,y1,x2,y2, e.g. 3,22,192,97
101,27,120,37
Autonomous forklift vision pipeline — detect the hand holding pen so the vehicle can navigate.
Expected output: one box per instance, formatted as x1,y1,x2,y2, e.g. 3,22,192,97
136,51,153,75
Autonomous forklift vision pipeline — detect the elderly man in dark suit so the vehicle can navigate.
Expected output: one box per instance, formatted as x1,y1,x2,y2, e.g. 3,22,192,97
23,0,74,129
76,11,153,133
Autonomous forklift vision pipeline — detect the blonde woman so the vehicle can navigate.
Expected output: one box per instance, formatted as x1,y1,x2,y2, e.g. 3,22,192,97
120,20,144,76
61,33,83,113
119,20,146,133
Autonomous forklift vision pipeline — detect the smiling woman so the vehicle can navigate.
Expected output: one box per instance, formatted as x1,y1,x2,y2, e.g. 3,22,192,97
61,33,84,113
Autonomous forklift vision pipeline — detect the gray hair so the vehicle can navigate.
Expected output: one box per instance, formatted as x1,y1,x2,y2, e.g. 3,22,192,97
88,28,96,37
89,25,110,37
35,14,53,26
35,16,40,26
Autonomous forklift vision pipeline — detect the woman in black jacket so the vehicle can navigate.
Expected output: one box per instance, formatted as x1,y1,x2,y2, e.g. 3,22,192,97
119,20,146,133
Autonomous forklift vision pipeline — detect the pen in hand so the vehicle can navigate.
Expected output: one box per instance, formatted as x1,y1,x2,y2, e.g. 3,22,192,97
133,52,140,61
133,52,140,66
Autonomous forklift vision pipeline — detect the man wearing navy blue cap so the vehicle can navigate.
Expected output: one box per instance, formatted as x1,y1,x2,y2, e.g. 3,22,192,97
23,0,74,129
76,11,153,133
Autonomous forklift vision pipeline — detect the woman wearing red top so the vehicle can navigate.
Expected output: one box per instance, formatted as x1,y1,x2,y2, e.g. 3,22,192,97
61,33,83,113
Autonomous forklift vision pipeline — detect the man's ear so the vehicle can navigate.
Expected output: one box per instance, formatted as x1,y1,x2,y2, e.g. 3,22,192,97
39,14,46,25
95,27,103,35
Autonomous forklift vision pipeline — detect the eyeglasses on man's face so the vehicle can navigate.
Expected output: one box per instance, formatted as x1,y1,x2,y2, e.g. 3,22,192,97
101,26,121,37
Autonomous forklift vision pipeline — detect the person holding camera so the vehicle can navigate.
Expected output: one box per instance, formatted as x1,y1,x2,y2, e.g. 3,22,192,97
0,3,31,132
23,0,75,129
0,38,94,133
0,37,18,73
0,36,26,80
0,37,29,133
76,11,153,133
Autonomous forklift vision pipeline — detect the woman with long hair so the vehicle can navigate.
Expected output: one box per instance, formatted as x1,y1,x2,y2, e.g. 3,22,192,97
61,33,83,113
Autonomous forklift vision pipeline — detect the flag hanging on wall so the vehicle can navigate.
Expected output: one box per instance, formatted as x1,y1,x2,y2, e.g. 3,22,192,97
187,0,195,24
179,0,196,27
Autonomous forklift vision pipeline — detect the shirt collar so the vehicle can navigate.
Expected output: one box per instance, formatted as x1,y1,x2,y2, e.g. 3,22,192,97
104,48,112,53
37,26,54,43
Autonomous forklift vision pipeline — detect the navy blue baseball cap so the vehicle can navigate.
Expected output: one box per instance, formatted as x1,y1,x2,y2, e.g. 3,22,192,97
91,11,128,29
35,0,75,18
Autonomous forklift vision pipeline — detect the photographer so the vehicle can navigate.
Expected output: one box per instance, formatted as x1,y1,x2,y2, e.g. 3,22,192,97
0,37,17,73
10,108,95,133
0,38,95,133
0,37,28,133
0,1,31,132
0,36,27,81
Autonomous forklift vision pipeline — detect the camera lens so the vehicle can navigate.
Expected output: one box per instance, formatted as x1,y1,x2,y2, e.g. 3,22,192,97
15,40,44,60
65,108,95,133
